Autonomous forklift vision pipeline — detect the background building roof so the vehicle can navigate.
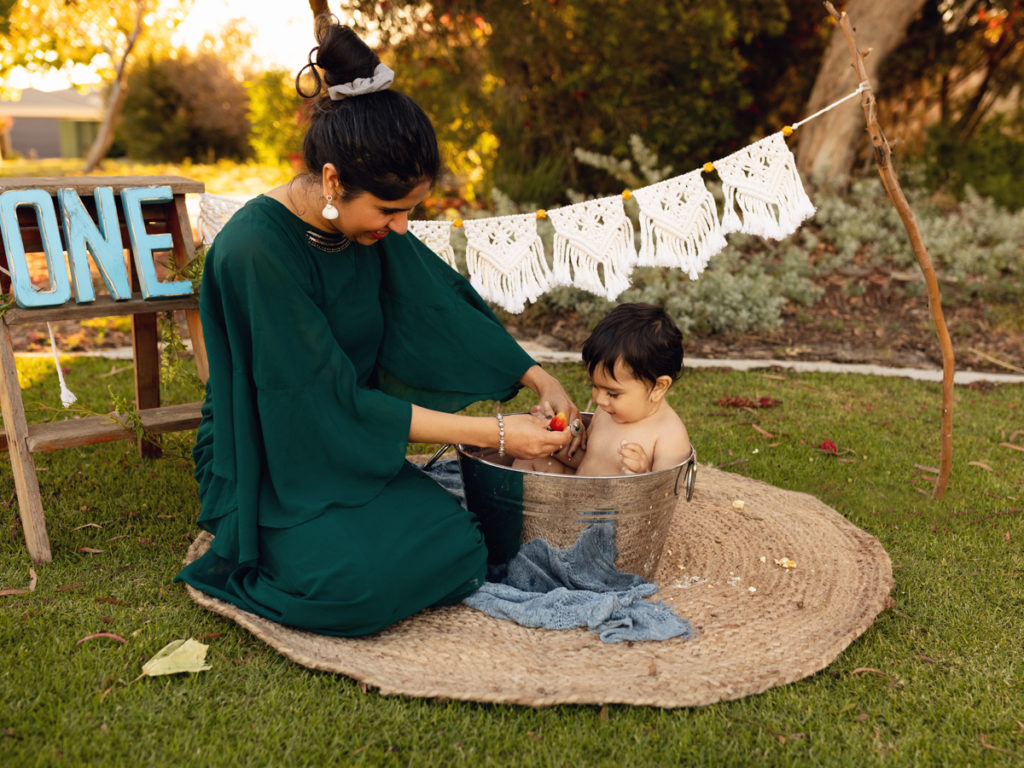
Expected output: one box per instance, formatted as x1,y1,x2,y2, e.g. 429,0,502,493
0,88,104,120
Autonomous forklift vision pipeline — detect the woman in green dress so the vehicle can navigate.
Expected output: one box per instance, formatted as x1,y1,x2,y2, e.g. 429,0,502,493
175,18,582,636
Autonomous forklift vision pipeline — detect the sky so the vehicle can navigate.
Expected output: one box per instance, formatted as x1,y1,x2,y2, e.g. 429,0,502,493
172,1,317,69
6,1,317,91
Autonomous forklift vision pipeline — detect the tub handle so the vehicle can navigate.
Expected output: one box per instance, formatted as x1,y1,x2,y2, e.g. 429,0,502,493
674,446,698,501
422,443,453,472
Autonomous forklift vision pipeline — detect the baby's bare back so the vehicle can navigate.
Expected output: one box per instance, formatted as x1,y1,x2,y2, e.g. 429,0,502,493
576,404,690,476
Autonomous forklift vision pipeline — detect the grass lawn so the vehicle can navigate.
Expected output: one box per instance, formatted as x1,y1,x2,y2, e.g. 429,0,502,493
2,354,1023,767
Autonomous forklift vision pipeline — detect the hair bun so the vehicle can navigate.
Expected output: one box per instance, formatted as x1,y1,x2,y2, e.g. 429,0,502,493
297,15,381,100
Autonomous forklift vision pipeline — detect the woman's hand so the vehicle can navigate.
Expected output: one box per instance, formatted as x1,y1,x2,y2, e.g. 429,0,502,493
501,412,571,460
519,364,586,456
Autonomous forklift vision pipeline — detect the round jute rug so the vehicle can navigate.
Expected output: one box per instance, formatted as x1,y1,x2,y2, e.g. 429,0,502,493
182,465,893,708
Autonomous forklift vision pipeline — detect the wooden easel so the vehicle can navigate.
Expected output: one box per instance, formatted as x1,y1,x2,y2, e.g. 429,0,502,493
0,176,208,563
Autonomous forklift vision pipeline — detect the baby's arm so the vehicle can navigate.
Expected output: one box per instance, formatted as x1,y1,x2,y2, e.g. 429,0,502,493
650,421,692,472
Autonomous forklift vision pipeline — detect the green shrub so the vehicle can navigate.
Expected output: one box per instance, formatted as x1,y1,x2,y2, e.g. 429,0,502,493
918,115,1024,209
117,52,250,163
246,70,306,169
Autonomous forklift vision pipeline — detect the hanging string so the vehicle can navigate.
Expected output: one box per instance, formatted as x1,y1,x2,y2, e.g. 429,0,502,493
46,322,77,408
783,82,870,135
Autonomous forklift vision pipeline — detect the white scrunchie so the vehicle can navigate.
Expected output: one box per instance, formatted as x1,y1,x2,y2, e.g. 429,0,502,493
327,63,395,100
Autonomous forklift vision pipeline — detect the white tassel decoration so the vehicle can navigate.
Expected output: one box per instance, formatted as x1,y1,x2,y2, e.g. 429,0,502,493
714,132,816,240
632,170,727,279
546,196,637,300
46,322,77,408
407,219,457,269
462,214,553,314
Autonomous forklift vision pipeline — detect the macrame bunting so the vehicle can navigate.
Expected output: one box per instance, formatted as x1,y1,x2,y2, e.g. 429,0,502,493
198,193,246,245
407,219,457,268
714,132,816,240
632,170,727,280
546,196,637,300
462,214,553,314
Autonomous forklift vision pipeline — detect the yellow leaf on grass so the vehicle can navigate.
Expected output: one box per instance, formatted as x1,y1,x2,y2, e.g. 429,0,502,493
141,638,212,677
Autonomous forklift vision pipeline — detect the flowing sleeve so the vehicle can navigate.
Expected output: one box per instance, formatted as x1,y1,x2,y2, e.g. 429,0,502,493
375,232,537,412
194,213,413,565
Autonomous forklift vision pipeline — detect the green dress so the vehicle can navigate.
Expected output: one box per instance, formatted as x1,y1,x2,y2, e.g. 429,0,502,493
175,197,535,636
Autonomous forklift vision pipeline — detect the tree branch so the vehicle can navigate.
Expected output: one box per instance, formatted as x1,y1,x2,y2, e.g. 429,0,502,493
824,1,955,499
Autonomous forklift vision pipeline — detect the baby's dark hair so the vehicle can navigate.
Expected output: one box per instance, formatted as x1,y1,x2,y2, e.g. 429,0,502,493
581,303,684,386
296,15,440,201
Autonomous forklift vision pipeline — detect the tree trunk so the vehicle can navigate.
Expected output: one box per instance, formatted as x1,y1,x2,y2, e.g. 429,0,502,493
795,0,929,180
81,2,144,173
309,0,330,19
82,76,129,173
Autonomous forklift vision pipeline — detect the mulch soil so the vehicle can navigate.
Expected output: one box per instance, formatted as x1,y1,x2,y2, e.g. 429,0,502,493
503,273,1024,377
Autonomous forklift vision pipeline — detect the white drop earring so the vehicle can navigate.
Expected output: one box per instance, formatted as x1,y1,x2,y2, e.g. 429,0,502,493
322,193,339,220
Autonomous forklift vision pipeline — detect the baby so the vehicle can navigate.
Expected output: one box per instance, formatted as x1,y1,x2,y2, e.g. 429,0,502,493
516,302,692,476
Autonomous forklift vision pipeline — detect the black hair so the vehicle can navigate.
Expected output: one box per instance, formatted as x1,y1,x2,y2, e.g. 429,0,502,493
581,303,684,386
296,15,440,201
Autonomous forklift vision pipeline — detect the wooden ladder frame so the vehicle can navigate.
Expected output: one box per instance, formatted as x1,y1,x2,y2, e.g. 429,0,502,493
0,176,208,563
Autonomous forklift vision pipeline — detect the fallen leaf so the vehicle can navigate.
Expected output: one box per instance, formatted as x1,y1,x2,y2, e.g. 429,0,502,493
140,638,211,677
599,705,609,720
73,523,102,530
999,442,1024,453
78,547,105,554
913,464,940,474
352,740,378,756
968,461,994,471
75,632,127,646
527,732,544,742
0,566,36,597
751,423,774,438
850,667,887,678
979,733,1022,757
95,597,130,607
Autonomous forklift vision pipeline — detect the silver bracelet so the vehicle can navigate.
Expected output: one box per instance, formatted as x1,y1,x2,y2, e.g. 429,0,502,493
496,413,506,456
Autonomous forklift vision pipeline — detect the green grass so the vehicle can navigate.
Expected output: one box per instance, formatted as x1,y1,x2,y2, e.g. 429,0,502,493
2,356,1023,767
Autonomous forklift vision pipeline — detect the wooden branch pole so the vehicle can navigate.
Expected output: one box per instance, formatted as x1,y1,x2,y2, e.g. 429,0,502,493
824,2,955,499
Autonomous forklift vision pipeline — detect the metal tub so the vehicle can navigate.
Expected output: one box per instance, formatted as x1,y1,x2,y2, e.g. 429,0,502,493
456,414,696,580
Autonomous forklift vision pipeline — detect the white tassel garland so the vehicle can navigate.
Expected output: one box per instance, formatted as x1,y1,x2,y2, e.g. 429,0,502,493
633,170,726,279
407,219,457,268
546,196,637,300
714,132,816,240
462,214,553,313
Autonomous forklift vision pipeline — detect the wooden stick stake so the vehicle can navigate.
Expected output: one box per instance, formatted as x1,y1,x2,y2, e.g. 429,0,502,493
824,2,954,499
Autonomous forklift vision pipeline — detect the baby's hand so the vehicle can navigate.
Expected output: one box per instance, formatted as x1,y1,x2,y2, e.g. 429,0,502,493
619,441,652,475
528,403,550,422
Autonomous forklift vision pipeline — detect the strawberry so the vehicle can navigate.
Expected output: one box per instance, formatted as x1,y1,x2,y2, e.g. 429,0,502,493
548,411,568,431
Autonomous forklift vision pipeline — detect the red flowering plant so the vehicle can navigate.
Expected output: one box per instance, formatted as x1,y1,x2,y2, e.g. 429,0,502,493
819,439,839,455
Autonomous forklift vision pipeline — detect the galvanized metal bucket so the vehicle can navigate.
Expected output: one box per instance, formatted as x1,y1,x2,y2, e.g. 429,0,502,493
456,414,697,580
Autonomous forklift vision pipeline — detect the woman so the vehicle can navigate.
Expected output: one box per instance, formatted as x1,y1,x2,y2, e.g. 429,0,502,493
175,17,581,636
